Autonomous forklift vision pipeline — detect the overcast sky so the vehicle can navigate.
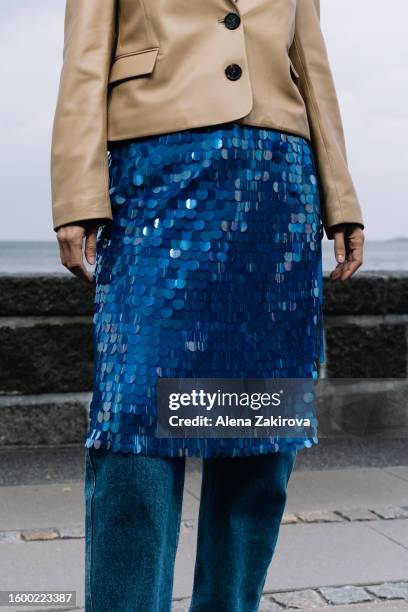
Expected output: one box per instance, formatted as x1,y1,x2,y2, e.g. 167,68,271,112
0,0,407,241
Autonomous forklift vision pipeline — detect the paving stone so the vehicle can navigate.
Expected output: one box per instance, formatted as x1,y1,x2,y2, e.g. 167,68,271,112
258,597,284,612
336,508,379,522
173,516,197,599
0,530,21,543
0,480,196,530
265,522,408,593
184,469,202,500
317,602,408,612
271,588,326,608
319,585,374,605
282,513,299,525
0,539,83,603
180,520,196,534
295,510,344,523
21,528,59,542
58,525,85,539
368,519,408,549
286,468,408,514
258,605,283,611
366,582,408,600
258,594,285,611
172,599,191,612
386,468,408,483
370,507,408,520
181,490,200,521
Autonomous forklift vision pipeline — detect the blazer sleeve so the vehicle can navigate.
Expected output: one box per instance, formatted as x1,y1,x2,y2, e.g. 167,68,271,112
289,0,364,239
50,0,117,231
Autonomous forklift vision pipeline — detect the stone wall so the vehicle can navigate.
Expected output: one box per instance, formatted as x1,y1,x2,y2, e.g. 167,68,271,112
0,272,407,446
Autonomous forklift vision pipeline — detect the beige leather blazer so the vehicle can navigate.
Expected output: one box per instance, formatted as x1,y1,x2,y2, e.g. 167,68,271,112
51,0,365,239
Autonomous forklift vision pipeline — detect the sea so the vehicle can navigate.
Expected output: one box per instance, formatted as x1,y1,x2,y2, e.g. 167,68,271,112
0,239,406,274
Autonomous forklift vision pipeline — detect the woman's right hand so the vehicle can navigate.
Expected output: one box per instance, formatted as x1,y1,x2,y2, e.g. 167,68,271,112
57,220,101,283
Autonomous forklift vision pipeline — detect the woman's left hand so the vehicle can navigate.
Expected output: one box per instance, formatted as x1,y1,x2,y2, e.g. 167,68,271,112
330,223,365,281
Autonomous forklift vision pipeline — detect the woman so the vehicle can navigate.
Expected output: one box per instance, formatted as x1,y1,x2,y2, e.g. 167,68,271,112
51,0,365,610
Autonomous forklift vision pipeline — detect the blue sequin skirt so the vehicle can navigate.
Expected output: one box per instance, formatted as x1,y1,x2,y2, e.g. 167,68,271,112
85,122,325,457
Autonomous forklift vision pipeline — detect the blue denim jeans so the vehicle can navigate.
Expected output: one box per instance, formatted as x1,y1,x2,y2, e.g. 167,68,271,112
84,448,297,612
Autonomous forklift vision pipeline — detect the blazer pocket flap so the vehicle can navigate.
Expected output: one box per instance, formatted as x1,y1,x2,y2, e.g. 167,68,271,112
109,48,159,84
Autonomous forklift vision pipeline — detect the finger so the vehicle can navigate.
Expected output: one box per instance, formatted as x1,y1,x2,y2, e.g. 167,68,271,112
339,248,363,280
65,238,93,283
338,231,364,280
338,257,362,281
330,229,346,281
333,229,346,265
85,226,98,265
330,261,346,282
58,239,68,268
68,263,94,283
331,225,365,281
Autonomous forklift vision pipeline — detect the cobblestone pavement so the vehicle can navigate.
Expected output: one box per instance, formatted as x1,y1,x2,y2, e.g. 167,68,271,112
171,582,408,610
26,583,408,612
1,504,406,544
2,510,407,611
0,506,408,612
2,466,407,610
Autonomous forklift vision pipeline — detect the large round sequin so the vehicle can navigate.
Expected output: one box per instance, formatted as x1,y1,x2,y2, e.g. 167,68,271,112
85,122,325,457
